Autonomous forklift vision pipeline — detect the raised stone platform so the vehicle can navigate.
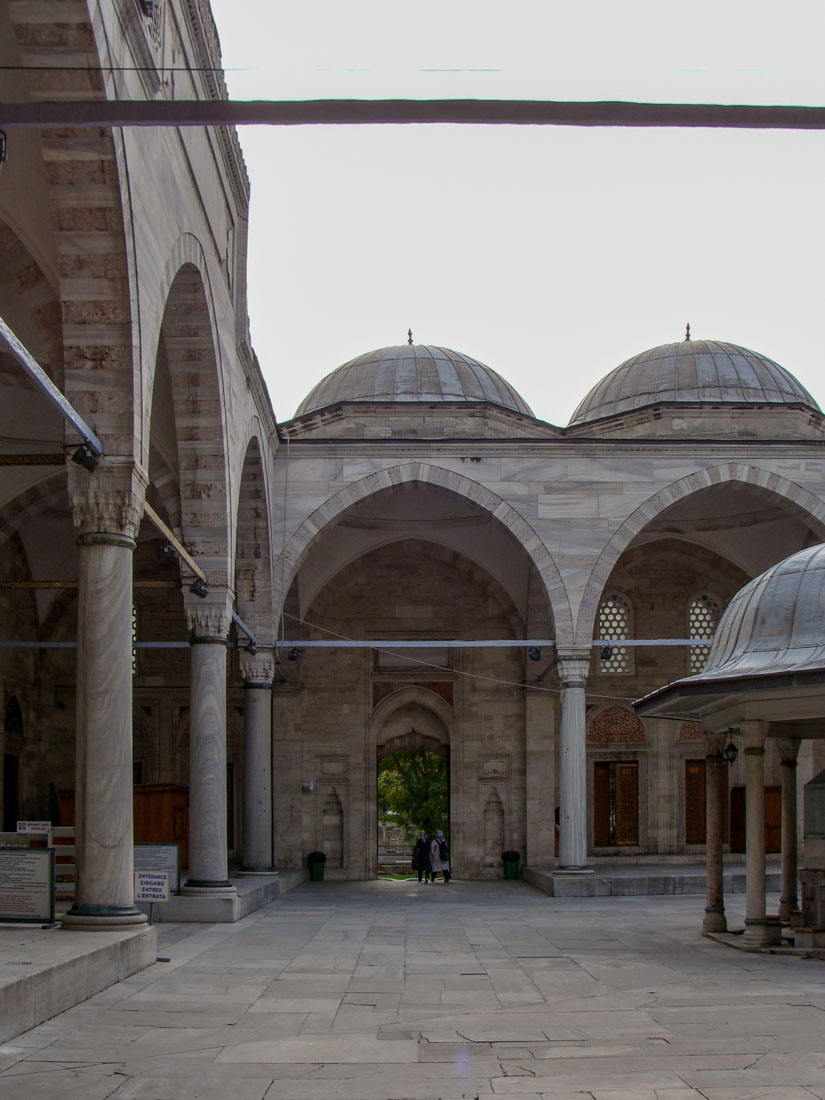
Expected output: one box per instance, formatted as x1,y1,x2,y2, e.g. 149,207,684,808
0,922,156,1044
135,869,305,923
524,860,781,897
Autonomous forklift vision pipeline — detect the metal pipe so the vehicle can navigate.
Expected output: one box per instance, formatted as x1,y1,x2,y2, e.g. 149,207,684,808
1,98,825,131
0,314,104,457
142,501,207,583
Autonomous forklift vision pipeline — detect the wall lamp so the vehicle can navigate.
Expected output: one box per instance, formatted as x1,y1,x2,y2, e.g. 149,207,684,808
71,442,100,472
722,738,738,765
600,646,614,661
288,647,302,661
189,578,208,599
527,646,542,661
157,541,178,564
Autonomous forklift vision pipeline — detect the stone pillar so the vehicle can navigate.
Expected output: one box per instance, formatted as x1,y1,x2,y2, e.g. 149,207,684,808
703,731,728,934
777,737,801,922
556,651,591,871
63,465,147,930
741,720,770,948
183,591,236,895
240,651,275,873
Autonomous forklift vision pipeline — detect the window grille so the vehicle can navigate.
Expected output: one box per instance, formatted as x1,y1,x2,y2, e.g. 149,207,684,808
688,593,720,673
597,593,633,673
132,604,138,675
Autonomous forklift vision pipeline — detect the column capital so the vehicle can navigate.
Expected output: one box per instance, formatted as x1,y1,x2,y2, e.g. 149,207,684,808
69,461,148,540
185,586,233,640
555,648,591,685
739,720,769,752
776,737,801,764
240,651,275,685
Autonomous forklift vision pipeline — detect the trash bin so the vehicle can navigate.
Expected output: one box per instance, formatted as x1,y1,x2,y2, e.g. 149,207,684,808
307,851,326,881
502,850,520,879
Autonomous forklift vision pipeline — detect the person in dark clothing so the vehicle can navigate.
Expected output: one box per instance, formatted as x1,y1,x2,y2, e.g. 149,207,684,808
412,830,433,882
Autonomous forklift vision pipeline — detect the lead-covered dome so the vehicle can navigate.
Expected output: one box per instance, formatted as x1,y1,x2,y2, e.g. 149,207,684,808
569,338,819,426
699,543,825,681
294,344,533,418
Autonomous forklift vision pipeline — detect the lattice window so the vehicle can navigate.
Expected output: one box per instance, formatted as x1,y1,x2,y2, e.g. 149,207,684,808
688,593,720,673
597,593,633,673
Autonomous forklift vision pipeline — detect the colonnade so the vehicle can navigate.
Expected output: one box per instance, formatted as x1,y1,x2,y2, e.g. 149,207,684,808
702,724,800,947
64,469,276,929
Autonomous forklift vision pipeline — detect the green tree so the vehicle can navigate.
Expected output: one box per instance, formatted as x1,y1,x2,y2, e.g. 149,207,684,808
378,749,448,841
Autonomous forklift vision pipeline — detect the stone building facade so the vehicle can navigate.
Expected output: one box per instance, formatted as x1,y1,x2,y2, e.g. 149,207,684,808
2,0,825,923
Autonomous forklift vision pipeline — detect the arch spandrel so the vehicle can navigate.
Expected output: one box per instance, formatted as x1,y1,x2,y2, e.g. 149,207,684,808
272,462,572,642
575,463,825,648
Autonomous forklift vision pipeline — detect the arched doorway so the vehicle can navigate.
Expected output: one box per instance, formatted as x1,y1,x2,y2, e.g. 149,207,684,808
377,728,449,877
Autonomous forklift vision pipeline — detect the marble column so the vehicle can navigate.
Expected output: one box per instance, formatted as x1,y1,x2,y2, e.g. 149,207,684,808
240,651,275,873
703,731,728,934
777,737,801,922
183,592,236,895
63,465,147,930
741,720,770,948
556,651,591,871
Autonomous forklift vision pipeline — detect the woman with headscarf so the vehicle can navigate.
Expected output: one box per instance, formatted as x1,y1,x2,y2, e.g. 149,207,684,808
412,830,432,883
430,830,451,883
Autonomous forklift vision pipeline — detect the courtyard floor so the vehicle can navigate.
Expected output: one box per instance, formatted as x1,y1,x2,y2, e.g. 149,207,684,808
1,879,824,1100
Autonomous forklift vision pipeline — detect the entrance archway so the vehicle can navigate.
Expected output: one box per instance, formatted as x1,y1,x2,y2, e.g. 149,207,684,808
372,690,454,880
377,730,449,877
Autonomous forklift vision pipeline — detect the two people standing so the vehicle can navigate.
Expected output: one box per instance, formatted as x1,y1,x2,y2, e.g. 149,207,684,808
412,829,451,883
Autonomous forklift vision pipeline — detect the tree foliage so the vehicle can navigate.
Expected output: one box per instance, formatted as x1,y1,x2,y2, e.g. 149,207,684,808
378,748,448,841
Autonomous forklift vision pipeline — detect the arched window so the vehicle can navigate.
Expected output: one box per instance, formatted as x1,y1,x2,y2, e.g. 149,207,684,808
597,592,633,674
688,593,721,673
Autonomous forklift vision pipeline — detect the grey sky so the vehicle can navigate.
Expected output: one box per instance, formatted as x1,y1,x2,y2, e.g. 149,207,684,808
209,1,825,424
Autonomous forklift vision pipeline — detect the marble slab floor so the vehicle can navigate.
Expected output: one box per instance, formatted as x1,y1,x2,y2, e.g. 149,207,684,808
1,880,824,1100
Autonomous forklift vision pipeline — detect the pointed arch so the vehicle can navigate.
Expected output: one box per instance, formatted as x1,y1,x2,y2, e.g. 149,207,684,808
273,462,573,641
576,463,825,647
157,260,231,585
234,434,273,641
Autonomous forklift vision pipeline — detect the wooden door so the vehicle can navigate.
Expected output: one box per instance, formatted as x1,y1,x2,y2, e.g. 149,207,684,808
614,763,639,846
685,759,706,844
593,761,638,847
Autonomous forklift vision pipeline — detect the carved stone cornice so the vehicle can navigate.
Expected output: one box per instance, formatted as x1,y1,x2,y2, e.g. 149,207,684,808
240,651,275,685
69,462,148,540
184,586,233,640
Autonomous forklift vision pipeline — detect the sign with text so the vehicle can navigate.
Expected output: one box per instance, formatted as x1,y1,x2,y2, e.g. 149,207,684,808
134,843,181,893
0,847,54,923
16,821,51,846
134,871,169,902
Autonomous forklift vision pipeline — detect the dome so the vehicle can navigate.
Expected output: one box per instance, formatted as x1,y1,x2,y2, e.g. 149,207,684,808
699,544,825,681
294,344,533,418
569,338,819,426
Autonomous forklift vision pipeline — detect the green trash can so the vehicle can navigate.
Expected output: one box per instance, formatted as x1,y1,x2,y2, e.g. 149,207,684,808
502,850,520,879
307,851,326,881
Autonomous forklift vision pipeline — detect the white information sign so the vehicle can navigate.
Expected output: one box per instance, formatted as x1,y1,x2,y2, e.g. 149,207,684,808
16,821,51,845
134,871,170,902
134,843,181,893
0,848,55,922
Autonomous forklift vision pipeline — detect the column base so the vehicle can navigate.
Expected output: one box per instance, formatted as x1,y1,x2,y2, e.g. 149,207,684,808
182,880,237,896
702,905,727,934
742,917,771,948
238,868,278,876
555,866,594,875
62,904,147,931
779,895,800,922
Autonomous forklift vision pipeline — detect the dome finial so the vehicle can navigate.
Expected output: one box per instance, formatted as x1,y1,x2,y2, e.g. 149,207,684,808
407,328,413,345
685,321,691,341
